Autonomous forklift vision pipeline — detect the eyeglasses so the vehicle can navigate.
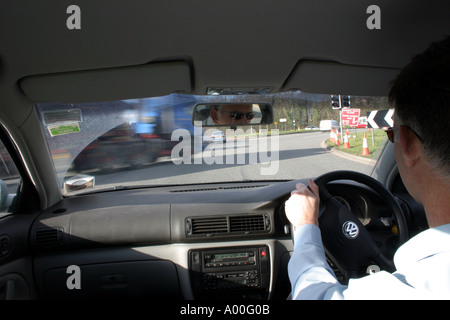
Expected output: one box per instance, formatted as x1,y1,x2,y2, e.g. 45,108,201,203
225,112,255,121
385,126,423,143
385,127,396,143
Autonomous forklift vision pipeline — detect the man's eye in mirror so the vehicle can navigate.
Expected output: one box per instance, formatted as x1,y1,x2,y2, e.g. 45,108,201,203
192,103,273,126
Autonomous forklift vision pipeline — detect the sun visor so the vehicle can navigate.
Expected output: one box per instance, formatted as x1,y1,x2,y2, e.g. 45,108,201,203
19,61,192,103
282,60,401,96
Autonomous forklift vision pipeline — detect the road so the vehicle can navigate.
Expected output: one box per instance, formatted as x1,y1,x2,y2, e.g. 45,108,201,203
87,131,374,189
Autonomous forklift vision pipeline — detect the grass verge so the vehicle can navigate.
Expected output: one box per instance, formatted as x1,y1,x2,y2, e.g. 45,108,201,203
325,129,388,159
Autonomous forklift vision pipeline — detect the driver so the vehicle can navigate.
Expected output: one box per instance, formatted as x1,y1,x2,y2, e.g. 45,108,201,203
286,36,450,299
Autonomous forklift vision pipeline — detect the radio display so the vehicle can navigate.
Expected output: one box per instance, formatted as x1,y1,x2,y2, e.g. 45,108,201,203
217,278,246,287
213,252,249,259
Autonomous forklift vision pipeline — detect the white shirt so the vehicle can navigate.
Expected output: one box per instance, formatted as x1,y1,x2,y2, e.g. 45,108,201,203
288,223,450,299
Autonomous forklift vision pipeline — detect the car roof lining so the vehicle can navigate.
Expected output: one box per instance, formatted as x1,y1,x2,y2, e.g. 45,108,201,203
3,1,450,103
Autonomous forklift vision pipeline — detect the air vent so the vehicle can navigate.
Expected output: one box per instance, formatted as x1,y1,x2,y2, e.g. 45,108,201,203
171,185,267,193
35,227,64,249
186,214,270,237
229,215,266,232
189,217,228,235
220,185,267,190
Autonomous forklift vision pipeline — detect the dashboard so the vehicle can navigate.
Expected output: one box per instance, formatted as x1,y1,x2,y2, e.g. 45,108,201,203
29,179,425,299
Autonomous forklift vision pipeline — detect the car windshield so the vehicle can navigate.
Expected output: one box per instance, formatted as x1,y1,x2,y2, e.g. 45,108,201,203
36,92,389,195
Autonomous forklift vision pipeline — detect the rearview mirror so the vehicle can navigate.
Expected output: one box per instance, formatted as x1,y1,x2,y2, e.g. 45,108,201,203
192,103,273,126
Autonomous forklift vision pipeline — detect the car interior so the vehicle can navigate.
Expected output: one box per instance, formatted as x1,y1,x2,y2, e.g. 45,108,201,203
0,1,449,301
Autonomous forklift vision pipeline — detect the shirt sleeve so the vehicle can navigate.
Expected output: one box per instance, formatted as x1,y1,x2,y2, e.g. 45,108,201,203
288,224,347,300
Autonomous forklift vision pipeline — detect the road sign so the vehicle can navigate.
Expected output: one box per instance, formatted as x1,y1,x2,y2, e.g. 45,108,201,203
367,109,394,128
341,108,360,126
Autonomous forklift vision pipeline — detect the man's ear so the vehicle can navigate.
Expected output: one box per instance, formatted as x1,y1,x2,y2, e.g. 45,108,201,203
398,125,422,167
210,108,220,124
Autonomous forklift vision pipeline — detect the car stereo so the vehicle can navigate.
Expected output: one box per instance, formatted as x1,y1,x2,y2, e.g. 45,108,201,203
189,245,270,299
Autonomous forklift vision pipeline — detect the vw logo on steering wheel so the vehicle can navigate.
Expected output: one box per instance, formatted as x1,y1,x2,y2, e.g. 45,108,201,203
342,221,359,239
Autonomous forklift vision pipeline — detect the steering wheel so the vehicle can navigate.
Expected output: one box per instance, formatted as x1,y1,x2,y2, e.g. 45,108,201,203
313,170,408,281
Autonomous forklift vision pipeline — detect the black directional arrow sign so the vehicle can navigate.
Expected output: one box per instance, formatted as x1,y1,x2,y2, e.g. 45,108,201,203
367,109,394,129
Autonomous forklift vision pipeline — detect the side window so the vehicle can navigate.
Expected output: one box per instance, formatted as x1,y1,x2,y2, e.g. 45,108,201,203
0,140,20,217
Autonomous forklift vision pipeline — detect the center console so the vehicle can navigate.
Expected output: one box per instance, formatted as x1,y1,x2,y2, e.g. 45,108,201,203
189,245,270,299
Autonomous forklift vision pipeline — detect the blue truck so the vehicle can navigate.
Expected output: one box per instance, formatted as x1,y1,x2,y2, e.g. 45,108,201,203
70,94,198,173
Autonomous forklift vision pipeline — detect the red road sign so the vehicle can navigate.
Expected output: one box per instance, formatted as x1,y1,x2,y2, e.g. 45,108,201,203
341,108,360,126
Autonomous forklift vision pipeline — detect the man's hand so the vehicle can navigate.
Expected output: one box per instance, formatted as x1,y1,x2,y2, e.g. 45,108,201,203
285,179,320,230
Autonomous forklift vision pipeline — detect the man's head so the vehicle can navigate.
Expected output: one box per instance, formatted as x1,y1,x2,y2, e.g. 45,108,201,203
389,36,450,184
210,104,255,125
